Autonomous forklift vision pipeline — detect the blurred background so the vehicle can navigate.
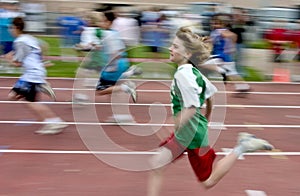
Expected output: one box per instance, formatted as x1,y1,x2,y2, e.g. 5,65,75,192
1,0,300,81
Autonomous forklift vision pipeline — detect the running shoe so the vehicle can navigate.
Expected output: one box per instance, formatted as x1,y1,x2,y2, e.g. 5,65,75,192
124,81,137,103
35,123,68,135
39,82,57,101
221,73,227,84
132,66,143,75
127,65,143,76
238,132,274,152
105,114,135,123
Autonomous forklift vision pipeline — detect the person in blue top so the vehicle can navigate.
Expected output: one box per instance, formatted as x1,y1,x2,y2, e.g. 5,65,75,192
199,14,251,94
95,11,138,103
57,14,87,48
0,3,24,55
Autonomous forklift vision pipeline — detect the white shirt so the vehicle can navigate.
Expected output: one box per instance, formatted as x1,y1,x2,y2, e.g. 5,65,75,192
14,34,46,83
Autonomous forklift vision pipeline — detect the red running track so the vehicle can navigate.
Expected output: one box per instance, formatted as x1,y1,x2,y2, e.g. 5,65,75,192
0,77,299,196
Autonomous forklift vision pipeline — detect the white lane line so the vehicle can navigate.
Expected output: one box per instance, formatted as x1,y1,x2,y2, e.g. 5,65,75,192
2,76,300,84
0,100,300,109
286,115,300,119
245,190,267,196
1,86,300,95
1,120,300,128
0,100,173,106
0,149,299,156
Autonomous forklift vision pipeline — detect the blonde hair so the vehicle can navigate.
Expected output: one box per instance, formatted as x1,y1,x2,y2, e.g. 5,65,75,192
175,27,211,65
86,11,104,27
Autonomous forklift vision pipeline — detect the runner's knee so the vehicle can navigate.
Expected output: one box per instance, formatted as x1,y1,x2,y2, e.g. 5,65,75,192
149,147,173,169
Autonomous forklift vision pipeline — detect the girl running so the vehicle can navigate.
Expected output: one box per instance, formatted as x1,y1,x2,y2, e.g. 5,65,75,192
147,27,274,196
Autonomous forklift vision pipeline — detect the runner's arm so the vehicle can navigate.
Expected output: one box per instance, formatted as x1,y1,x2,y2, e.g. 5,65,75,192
205,97,213,122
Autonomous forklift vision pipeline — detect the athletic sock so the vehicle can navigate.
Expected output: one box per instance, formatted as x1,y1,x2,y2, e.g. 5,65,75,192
120,68,135,79
232,144,247,156
120,83,130,93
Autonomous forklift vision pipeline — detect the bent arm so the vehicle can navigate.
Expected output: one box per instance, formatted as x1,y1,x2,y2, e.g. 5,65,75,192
174,107,196,130
221,29,237,43
205,97,213,122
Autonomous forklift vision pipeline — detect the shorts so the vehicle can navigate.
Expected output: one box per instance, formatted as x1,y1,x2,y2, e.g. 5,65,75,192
202,57,238,76
11,80,41,102
96,78,117,91
160,133,216,182
101,58,130,82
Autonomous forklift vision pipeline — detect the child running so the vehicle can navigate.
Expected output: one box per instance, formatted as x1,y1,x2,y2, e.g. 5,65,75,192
200,14,250,93
93,11,142,122
95,11,139,103
3,17,67,135
147,27,274,196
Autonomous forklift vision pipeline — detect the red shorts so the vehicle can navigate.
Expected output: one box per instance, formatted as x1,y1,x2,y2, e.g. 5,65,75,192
160,133,216,182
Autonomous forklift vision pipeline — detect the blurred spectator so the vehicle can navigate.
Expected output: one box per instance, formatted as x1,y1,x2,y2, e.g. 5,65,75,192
155,13,172,49
242,10,257,42
231,8,246,76
201,5,218,35
111,8,140,47
140,7,162,56
75,11,104,70
75,11,103,51
57,9,87,48
285,19,300,61
264,19,291,63
0,2,24,55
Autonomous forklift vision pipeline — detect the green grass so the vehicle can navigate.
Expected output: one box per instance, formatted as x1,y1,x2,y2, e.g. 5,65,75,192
245,40,270,49
37,36,61,56
0,61,266,81
0,36,267,80
46,61,80,77
244,66,265,81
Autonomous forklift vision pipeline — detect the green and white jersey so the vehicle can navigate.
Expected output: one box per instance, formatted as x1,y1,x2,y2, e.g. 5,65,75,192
171,64,217,149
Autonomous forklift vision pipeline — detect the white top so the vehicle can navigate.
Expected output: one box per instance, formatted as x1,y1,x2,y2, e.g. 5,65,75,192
79,26,102,47
111,17,140,46
102,29,126,57
13,34,46,83
173,64,217,108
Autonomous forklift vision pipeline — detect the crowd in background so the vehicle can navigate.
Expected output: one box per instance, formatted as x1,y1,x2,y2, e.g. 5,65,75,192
2,2,300,71
0,2,24,55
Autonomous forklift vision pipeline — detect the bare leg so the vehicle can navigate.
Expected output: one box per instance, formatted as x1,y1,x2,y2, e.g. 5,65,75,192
8,91,59,121
8,90,66,134
148,168,165,196
202,152,239,189
27,102,58,120
148,147,173,196
203,133,274,189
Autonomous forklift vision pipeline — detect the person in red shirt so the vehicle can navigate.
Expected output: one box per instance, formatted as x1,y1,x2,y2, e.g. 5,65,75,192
264,20,290,62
